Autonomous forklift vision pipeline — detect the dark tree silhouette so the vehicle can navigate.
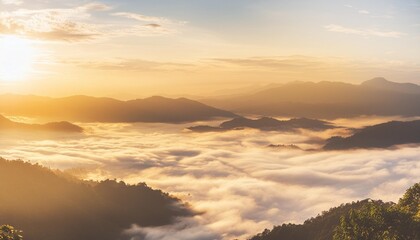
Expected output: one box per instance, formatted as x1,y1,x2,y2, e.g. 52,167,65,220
0,158,193,240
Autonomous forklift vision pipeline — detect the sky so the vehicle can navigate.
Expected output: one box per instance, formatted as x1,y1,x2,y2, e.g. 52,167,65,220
0,0,420,98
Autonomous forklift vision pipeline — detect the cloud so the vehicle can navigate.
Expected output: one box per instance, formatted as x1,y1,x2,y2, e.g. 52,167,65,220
112,12,170,24
0,3,182,41
0,4,109,41
209,56,420,75
77,2,112,12
358,10,370,14
1,0,22,5
211,56,327,71
123,217,220,240
1,118,419,239
62,58,195,72
325,24,404,38
111,11,186,36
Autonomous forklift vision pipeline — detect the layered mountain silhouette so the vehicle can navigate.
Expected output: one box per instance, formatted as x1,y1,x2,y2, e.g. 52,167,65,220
324,120,420,150
0,114,83,133
0,95,238,123
203,78,420,118
0,158,193,240
188,117,335,132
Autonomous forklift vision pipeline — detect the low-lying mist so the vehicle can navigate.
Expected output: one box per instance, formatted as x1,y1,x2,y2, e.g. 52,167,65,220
0,118,419,239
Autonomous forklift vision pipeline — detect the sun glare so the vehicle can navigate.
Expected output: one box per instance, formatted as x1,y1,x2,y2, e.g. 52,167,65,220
0,35,37,81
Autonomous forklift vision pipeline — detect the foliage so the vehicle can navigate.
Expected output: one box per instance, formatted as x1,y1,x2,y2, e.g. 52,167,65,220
250,183,420,240
0,158,192,240
333,202,419,240
398,183,420,219
0,225,22,240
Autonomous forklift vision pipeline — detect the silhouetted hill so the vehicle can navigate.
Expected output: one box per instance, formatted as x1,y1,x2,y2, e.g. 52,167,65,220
0,158,193,240
188,117,335,132
0,95,238,123
361,77,420,94
0,114,83,133
324,120,420,150
250,183,420,240
203,78,420,118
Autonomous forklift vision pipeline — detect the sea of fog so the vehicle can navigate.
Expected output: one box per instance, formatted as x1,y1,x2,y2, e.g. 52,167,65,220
0,117,419,240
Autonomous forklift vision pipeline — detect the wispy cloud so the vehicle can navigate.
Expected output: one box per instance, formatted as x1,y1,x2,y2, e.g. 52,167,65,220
0,3,110,41
112,11,186,36
0,2,183,41
358,10,370,14
1,0,22,5
325,24,404,38
112,12,170,24
62,58,195,72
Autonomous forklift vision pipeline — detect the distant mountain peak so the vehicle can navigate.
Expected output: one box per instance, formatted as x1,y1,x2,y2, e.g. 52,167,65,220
361,77,390,85
360,77,420,94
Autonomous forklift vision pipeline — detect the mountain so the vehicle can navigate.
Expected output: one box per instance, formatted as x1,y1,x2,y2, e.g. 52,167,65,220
0,114,83,133
361,77,420,94
324,120,420,150
0,95,238,123
188,117,336,132
0,158,193,240
250,183,420,240
202,78,420,118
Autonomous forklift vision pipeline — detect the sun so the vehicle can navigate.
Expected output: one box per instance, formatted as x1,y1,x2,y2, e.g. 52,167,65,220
0,35,37,81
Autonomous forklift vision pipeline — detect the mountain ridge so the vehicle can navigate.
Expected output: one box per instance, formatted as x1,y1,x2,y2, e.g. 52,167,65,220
188,117,336,132
324,119,420,150
0,94,238,123
0,114,83,133
202,78,420,118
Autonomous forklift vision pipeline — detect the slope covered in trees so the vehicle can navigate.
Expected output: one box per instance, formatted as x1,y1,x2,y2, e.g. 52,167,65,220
250,183,420,240
324,120,420,150
0,158,193,240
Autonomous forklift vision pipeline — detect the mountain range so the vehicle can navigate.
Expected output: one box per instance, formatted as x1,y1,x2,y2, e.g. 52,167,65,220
202,78,420,118
0,95,237,123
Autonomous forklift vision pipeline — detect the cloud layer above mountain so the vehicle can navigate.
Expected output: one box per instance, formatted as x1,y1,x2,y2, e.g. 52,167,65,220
0,120,419,239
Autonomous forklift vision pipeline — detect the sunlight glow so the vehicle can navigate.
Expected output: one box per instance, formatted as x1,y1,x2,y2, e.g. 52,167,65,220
0,35,37,81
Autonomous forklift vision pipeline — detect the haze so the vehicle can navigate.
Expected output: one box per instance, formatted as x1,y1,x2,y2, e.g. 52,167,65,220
0,1,419,240
0,0,419,98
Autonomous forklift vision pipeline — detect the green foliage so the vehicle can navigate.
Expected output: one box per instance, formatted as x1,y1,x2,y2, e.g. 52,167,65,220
333,202,419,240
0,225,23,240
398,183,420,219
250,182,420,240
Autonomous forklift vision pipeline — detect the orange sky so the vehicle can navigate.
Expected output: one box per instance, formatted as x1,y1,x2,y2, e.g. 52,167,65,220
0,0,419,98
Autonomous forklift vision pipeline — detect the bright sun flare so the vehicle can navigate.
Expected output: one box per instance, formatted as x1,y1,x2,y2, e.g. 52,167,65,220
0,36,37,81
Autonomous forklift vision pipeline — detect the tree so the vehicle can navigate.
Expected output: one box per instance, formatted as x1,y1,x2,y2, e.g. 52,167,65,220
0,225,23,240
398,183,420,219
